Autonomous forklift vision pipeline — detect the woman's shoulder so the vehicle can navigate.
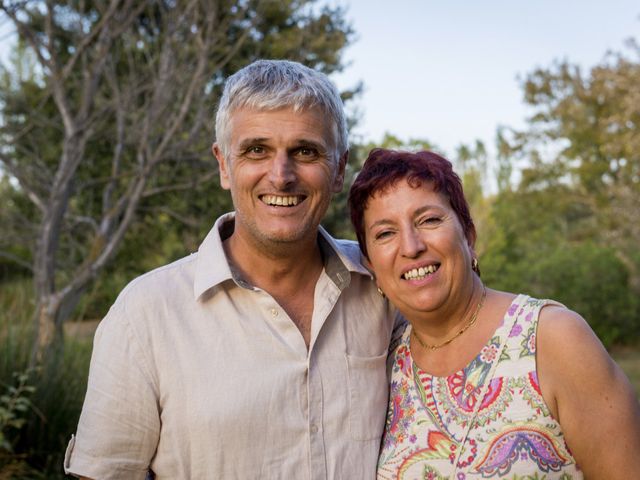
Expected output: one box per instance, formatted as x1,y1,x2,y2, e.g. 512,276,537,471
496,291,595,350
537,301,592,342
490,289,579,325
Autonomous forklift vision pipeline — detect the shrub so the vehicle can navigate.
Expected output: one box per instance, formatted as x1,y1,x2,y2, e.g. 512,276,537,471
0,279,92,478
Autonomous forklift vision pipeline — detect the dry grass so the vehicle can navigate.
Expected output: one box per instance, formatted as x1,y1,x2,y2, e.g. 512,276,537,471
64,319,100,340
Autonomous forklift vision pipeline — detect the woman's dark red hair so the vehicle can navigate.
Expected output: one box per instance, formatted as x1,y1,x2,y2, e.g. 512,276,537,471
348,148,476,258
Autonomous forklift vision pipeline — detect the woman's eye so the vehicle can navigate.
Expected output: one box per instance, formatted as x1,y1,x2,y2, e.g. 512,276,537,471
375,230,394,240
419,216,441,226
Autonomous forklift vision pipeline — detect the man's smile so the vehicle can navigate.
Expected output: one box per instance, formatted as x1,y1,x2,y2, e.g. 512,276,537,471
260,194,304,206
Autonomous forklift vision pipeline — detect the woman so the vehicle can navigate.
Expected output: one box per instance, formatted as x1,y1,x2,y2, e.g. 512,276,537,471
348,149,640,479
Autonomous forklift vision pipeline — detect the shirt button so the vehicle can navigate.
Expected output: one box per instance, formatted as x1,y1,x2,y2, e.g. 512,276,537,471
310,424,318,434
270,308,278,317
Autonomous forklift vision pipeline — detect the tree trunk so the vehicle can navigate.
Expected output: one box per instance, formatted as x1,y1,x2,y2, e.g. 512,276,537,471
31,295,63,365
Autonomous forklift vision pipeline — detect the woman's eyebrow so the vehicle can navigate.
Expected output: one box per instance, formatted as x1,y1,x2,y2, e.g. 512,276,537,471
368,218,394,232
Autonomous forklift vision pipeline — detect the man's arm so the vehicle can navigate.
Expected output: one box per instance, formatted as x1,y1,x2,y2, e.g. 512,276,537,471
64,300,160,479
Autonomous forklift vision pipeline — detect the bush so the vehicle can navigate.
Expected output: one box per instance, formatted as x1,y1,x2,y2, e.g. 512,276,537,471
529,243,637,347
483,241,637,348
0,279,92,479
0,369,39,479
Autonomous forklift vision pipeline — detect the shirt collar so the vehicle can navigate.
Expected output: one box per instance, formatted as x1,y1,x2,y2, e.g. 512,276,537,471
193,213,372,300
317,225,371,282
193,212,236,300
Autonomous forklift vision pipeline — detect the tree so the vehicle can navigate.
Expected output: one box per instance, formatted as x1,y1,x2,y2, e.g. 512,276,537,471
502,39,640,290
479,39,640,345
0,0,354,363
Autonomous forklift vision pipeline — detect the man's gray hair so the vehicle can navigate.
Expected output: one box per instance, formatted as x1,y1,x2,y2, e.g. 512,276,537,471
215,59,348,160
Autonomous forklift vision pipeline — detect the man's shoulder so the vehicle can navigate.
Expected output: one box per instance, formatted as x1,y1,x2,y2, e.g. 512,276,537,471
117,252,199,306
331,237,361,262
319,229,367,274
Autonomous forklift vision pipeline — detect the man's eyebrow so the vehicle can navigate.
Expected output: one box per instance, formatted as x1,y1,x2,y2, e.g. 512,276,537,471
236,138,268,150
291,139,329,152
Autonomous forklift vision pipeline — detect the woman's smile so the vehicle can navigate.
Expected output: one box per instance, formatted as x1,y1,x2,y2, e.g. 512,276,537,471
363,179,474,317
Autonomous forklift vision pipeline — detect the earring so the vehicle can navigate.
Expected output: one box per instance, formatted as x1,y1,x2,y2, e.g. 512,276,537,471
472,258,481,277
376,286,386,298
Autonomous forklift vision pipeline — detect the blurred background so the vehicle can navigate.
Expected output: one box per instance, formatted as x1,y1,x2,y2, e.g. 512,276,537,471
0,1,638,477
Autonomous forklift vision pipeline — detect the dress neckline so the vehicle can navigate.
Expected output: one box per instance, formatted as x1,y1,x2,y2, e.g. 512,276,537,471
407,294,528,379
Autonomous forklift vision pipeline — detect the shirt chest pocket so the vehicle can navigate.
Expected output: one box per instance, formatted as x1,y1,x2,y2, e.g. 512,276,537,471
345,352,389,441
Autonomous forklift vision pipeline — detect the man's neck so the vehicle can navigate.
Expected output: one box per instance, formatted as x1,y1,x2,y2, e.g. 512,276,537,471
222,230,325,348
223,230,323,290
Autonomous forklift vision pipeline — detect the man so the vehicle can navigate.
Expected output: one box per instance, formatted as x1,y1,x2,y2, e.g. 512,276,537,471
64,60,398,479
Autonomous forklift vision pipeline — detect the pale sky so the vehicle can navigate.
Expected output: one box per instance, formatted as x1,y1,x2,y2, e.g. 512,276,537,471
331,0,640,156
1,2,638,158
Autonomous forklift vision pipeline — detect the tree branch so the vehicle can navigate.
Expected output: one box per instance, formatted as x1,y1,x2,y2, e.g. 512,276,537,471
0,153,46,212
0,250,33,272
140,206,200,228
142,171,217,198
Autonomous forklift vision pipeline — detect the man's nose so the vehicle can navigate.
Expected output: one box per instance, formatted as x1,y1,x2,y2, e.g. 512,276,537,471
268,151,296,188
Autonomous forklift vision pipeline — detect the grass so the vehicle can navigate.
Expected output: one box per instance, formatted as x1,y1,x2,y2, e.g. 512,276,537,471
1,277,92,479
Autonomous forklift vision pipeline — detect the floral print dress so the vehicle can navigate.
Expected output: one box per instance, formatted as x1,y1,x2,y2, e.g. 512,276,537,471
377,295,582,480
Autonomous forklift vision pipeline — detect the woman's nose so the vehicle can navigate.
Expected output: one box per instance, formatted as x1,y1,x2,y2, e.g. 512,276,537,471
400,228,426,258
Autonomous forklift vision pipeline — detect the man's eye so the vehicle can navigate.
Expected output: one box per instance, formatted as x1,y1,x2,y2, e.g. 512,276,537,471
247,146,265,154
296,147,318,159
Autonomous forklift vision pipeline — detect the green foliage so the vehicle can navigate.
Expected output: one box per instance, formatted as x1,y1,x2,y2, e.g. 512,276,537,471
504,40,640,292
17,341,91,478
479,170,637,347
0,370,36,453
0,280,91,478
531,243,636,346
0,0,358,355
483,239,635,347
482,38,640,346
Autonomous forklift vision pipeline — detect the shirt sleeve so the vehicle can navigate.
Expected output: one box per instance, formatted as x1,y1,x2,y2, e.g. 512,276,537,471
64,298,160,480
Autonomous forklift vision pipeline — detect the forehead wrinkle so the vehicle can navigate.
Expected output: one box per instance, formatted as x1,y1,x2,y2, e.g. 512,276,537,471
236,135,328,147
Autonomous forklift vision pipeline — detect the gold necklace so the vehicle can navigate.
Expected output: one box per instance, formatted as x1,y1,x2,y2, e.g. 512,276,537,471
412,285,487,351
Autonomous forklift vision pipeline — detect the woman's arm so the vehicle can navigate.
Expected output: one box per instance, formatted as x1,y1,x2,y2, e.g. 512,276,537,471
537,305,640,478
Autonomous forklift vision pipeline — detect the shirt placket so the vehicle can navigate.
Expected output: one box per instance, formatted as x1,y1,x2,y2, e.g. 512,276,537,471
306,270,344,480
307,351,327,480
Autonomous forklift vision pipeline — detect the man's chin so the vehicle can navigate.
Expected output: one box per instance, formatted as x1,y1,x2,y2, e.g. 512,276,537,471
258,226,320,248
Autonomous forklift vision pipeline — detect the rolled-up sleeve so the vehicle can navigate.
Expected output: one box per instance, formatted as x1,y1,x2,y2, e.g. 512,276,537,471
64,299,160,480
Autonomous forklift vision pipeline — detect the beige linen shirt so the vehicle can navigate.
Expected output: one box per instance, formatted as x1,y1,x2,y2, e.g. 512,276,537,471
64,213,398,480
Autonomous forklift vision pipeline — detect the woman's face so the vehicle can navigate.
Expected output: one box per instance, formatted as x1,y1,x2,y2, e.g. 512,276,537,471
363,179,475,320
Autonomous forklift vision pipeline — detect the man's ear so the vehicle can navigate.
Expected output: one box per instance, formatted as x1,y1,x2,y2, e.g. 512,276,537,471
332,149,349,193
212,143,231,190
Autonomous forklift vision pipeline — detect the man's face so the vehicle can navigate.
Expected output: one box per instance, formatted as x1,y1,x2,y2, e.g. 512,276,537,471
213,106,347,252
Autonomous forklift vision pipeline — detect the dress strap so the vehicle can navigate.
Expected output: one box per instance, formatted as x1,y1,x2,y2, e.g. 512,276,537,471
451,294,528,475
